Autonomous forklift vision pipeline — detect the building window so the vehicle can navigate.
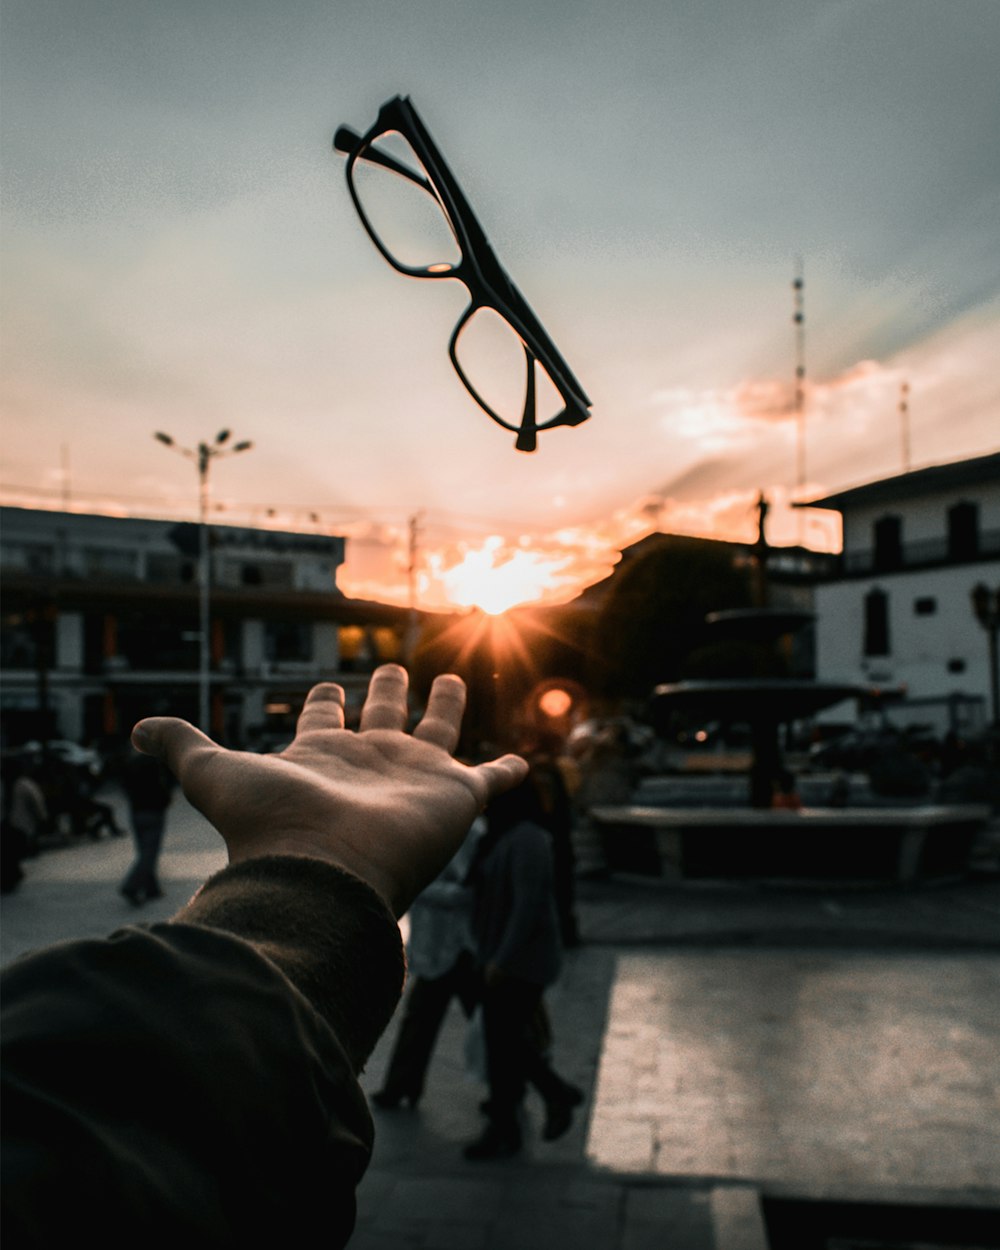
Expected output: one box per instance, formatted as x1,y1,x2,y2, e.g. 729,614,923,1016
115,611,200,671
948,658,966,674
146,553,196,584
914,596,937,616
240,560,293,589
1,611,54,670
1,543,55,575
947,501,979,560
264,621,312,663
864,588,890,657
83,547,139,580
873,515,902,572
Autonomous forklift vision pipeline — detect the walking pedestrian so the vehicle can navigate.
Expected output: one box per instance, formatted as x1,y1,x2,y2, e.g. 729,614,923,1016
119,750,174,904
464,777,582,1160
371,821,483,1109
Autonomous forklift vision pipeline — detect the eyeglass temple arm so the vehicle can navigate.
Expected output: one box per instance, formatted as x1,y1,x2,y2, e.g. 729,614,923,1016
333,126,435,195
515,347,538,453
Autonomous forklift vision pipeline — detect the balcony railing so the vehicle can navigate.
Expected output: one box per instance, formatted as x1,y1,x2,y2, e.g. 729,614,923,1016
844,528,1000,574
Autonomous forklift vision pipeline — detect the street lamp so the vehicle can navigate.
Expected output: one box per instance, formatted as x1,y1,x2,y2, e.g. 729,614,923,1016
970,583,1000,727
154,429,254,732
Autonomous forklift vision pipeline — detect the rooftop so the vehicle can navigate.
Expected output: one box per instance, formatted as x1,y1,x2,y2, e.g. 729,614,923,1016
798,450,1000,513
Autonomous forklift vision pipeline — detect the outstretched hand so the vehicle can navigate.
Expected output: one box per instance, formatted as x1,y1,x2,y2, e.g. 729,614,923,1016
131,665,527,916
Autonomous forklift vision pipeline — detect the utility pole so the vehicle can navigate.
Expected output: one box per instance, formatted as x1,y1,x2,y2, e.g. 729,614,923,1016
154,429,253,732
405,511,424,668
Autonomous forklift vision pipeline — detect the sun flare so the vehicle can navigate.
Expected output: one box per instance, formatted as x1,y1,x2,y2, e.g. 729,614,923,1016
428,536,576,615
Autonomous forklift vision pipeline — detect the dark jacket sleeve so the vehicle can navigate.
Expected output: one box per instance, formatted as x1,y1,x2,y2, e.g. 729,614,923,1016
1,855,405,1250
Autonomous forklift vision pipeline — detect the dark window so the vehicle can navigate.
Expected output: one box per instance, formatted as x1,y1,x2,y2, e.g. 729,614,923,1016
873,515,902,572
1,611,54,670
239,560,293,589
864,588,890,656
914,597,937,616
3,543,56,575
264,621,312,663
146,553,195,585
116,610,200,671
948,658,966,674
947,501,979,560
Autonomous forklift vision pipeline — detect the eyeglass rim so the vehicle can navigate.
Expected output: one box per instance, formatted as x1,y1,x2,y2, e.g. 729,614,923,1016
339,96,592,430
447,301,589,440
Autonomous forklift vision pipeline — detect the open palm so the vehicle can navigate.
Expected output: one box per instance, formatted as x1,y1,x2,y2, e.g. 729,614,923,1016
132,666,527,915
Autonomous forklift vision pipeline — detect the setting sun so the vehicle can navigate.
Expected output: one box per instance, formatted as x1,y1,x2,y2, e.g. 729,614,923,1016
428,536,577,615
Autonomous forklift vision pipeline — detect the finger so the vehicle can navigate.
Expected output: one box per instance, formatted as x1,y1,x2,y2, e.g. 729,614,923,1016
359,664,409,733
295,682,346,736
471,753,530,804
131,717,220,786
412,673,466,753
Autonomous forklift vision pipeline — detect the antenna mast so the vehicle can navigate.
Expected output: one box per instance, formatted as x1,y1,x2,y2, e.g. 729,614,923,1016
899,380,911,472
792,258,806,498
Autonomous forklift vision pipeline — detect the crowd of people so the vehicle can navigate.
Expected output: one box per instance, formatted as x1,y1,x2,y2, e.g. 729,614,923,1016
0,744,180,903
0,746,126,893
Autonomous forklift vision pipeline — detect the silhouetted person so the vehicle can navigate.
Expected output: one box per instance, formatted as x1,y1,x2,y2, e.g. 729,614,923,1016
464,778,582,1160
523,741,580,947
2,765,48,893
120,751,175,904
372,825,482,1109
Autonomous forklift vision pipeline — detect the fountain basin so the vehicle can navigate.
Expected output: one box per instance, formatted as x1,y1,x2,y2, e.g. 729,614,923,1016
589,803,991,885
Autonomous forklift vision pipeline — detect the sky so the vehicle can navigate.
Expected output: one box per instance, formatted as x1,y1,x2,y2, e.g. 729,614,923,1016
2,0,998,612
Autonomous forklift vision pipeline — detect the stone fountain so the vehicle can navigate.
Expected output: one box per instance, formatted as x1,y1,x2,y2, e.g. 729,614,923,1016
652,604,859,807
589,497,990,883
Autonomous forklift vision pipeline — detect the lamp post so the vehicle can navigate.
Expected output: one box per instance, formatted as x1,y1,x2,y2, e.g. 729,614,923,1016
971,583,1000,727
154,429,253,732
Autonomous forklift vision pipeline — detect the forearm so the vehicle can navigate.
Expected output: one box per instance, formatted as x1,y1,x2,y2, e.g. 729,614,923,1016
2,856,406,1247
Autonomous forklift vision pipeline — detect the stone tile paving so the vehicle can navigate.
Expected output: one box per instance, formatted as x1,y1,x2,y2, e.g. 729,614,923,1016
588,949,1000,1196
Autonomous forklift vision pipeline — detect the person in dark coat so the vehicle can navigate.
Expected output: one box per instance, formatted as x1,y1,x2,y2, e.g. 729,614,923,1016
2,666,527,1248
120,750,175,904
464,778,582,1160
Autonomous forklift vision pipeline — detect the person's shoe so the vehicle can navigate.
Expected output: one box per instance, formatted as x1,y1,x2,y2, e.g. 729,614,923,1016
120,885,144,906
371,1088,420,1110
463,1122,521,1161
542,1083,585,1141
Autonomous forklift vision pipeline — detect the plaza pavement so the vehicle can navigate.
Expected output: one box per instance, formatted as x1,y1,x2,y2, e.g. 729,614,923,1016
2,789,999,1248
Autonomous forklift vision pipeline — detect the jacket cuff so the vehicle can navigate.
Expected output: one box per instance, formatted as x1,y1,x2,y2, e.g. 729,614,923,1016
172,855,405,1072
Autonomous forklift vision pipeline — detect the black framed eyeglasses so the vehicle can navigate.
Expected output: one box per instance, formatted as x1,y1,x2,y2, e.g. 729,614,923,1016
334,95,592,453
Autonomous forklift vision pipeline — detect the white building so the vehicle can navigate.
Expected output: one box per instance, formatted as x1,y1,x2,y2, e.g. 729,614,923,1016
1,508,410,747
802,451,1000,736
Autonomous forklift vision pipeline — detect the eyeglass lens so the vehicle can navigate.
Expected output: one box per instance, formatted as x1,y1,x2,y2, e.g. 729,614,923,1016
352,131,461,273
453,309,567,437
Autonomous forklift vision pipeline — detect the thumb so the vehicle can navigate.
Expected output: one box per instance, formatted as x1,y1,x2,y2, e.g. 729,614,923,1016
472,753,530,804
131,717,220,786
